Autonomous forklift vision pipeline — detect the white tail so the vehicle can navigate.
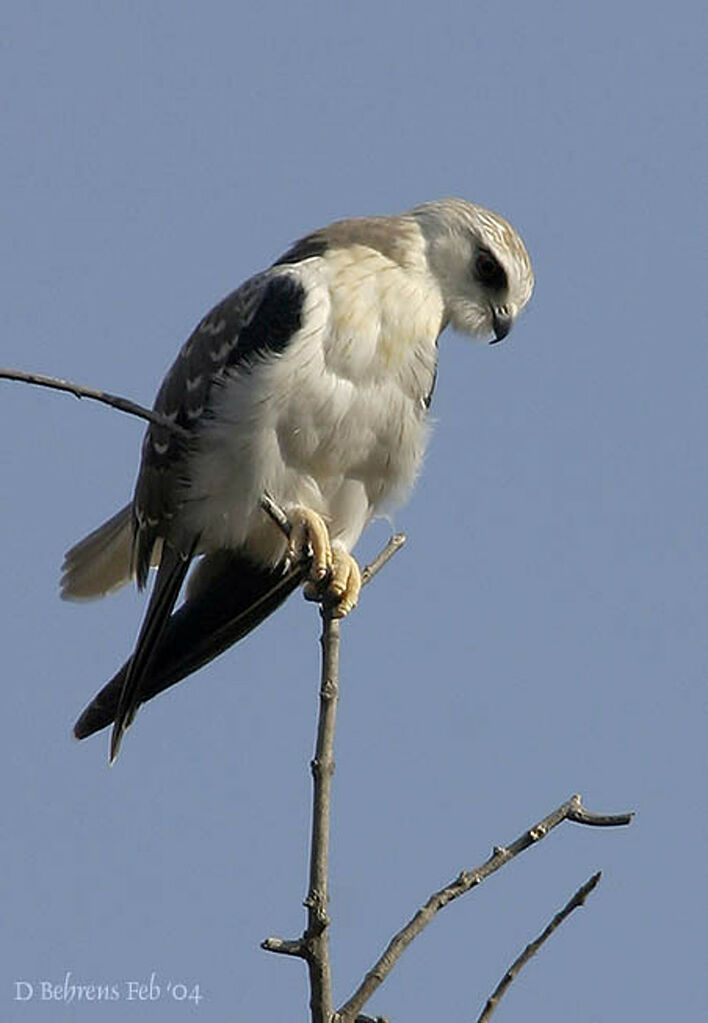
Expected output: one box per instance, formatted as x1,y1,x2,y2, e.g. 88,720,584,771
61,504,137,600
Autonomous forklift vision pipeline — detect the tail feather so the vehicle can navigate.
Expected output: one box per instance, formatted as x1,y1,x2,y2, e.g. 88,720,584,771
61,504,135,601
74,552,304,743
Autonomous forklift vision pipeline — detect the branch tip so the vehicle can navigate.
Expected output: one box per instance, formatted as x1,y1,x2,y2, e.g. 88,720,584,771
477,871,605,1022
261,936,306,959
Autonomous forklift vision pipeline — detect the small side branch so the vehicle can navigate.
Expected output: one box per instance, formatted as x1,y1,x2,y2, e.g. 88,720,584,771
335,795,632,1022
477,871,602,1022
360,533,406,585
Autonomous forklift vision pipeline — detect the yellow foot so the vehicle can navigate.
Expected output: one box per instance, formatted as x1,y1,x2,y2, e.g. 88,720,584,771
304,545,361,617
287,506,332,583
326,543,361,618
288,505,361,618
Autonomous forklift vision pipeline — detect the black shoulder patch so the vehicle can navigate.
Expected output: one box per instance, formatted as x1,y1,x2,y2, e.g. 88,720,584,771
227,273,305,366
273,232,328,266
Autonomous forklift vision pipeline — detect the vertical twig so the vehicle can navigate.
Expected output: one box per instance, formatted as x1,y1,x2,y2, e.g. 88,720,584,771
263,537,406,1020
304,604,340,1022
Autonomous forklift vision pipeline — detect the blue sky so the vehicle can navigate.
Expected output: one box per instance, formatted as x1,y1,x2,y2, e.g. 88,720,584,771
2,2,706,1020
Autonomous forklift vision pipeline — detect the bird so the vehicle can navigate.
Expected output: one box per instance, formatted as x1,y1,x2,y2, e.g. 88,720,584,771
64,198,534,761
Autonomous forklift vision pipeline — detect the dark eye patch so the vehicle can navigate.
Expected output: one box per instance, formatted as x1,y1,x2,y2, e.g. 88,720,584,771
474,248,507,291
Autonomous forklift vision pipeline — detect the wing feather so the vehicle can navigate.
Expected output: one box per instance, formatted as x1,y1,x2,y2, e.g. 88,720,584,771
109,540,198,761
75,554,304,742
131,270,306,585
71,269,310,756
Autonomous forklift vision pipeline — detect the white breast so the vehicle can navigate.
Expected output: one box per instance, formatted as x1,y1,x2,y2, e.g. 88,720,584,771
183,242,445,564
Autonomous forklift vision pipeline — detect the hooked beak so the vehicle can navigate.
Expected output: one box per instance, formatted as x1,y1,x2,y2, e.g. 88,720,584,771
490,307,513,344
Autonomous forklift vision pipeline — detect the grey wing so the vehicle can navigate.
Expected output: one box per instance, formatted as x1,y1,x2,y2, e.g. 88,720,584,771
99,268,309,759
131,268,306,586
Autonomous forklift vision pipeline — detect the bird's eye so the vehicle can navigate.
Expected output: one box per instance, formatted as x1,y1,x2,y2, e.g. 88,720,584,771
474,249,507,290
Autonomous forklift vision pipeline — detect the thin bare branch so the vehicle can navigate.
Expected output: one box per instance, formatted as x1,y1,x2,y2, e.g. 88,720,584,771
260,492,294,539
335,795,632,1022
0,365,320,555
477,871,602,1022
301,605,340,1021
360,533,406,586
0,365,189,437
262,534,406,1022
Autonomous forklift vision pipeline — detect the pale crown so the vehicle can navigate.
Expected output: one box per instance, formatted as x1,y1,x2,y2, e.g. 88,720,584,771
409,198,534,340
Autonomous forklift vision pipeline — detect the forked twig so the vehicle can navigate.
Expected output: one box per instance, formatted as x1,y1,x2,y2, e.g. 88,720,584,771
477,871,602,1021
334,796,631,1022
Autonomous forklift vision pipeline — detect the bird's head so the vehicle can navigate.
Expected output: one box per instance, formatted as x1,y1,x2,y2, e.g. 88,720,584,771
410,198,534,343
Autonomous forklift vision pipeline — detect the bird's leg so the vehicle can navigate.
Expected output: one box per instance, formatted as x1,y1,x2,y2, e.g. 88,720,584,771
287,507,361,618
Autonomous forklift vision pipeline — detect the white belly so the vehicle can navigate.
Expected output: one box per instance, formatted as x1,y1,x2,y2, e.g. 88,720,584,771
183,250,444,563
